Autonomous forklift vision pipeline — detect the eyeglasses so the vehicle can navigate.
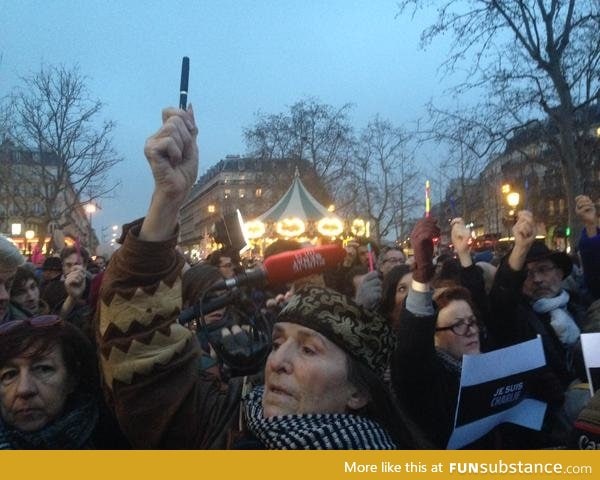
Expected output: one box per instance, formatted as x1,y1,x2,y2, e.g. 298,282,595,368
435,316,480,336
383,257,404,264
0,315,62,336
525,264,557,278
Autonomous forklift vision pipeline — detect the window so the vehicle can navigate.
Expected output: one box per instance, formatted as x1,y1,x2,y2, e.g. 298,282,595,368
239,189,245,199
207,204,215,213
558,198,565,215
224,189,230,199
255,188,262,198
548,200,555,216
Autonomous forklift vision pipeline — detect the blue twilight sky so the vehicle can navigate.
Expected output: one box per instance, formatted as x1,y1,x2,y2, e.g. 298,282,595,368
1,0,455,242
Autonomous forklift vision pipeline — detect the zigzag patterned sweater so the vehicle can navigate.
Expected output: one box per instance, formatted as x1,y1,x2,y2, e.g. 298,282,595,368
97,225,242,448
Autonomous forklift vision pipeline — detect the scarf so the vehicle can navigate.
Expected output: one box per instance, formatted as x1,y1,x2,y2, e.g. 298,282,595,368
532,290,580,346
242,386,397,449
436,348,462,375
0,392,98,450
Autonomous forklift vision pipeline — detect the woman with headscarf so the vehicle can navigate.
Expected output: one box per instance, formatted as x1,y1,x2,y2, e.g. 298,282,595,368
95,104,425,449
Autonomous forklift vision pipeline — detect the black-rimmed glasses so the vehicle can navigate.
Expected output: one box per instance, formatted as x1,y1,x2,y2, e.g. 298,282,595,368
435,316,480,336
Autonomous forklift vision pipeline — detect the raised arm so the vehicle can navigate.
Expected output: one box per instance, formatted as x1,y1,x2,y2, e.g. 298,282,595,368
140,106,199,241
97,106,240,448
451,218,490,331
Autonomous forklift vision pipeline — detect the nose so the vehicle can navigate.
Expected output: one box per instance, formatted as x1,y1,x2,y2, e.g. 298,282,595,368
15,370,38,397
267,341,293,374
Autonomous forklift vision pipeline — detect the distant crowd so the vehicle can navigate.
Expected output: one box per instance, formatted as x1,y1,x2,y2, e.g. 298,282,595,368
1,104,599,450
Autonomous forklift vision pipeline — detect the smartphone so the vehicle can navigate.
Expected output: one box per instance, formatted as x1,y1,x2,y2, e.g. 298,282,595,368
179,56,190,110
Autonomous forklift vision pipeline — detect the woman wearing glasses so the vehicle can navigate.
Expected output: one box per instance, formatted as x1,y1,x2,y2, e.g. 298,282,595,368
389,217,489,448
0,316,128,449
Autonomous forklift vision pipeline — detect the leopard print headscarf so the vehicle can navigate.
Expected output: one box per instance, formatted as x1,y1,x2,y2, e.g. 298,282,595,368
277,285,392,377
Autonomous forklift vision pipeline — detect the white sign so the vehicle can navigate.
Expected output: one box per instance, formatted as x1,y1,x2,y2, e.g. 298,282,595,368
580,332,600,395
447,336,547,449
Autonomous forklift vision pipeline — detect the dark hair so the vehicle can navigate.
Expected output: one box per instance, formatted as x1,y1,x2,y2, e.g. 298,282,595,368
433,285,480,322
379,245,405,260
60,245,90,265
380,264,412,317
182,263,223,307
206,248,240,268
345,355,429,448
0,321,98,394
344,264,368,298
432,256,461,288
42,256,63,272
263,239,301,259
10,266,39,295
357,238,380,256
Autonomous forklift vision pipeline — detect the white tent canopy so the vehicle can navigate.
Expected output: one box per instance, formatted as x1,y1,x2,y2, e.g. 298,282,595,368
255,168,340,223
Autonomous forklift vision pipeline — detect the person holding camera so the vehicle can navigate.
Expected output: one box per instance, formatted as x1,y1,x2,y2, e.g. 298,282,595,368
96,105,424,449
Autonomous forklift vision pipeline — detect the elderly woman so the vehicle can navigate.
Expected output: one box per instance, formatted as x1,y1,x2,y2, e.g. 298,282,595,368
0,316,127,448
96,105,424,449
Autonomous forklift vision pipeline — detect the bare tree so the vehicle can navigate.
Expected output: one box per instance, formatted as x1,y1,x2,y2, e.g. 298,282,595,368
244,97,356,205
351,116,419,242
399,0,600,239
1,64,122,248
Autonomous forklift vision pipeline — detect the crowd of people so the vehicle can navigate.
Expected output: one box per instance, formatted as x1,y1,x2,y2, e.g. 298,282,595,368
1,103,599,450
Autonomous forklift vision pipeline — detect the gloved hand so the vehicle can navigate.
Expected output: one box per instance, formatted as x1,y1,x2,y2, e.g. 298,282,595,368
355,270,382,311
411,217,440,284
215,325,271,377
527,368,565,408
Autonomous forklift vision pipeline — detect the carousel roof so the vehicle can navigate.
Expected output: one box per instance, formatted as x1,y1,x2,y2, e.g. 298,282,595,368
256,169,340,222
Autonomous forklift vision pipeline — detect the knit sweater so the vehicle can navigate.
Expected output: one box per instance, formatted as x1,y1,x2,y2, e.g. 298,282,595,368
97,226,243,448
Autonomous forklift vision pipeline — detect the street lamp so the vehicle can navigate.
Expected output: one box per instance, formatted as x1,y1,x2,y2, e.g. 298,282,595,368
506,192,520,210
505,191,520,237
84,202,98,249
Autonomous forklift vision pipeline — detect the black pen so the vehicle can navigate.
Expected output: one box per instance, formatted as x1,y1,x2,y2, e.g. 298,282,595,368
179,56,189,110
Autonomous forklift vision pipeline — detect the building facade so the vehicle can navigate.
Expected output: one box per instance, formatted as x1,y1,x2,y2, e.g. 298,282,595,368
0,140,95,256
431,112,600,251
179,155,328,261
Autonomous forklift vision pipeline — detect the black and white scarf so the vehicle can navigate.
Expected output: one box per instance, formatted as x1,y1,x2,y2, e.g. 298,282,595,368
0,392,98,449
242,386,397,449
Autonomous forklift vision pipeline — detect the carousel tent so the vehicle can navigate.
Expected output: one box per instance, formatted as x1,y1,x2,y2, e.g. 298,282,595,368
256,169,340,222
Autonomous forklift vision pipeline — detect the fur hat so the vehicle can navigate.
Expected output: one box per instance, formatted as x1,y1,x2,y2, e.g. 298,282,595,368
525,240,572,279
0,235,24,274
276,285,392,377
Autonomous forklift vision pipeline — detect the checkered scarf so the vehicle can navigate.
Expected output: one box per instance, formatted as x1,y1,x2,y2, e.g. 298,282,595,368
243,386,396,449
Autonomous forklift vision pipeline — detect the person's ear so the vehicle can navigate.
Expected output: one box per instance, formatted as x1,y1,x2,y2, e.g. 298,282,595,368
347,388,369,411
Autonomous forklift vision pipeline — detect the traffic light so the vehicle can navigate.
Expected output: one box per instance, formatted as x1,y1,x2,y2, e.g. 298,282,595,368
565,227,571,237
